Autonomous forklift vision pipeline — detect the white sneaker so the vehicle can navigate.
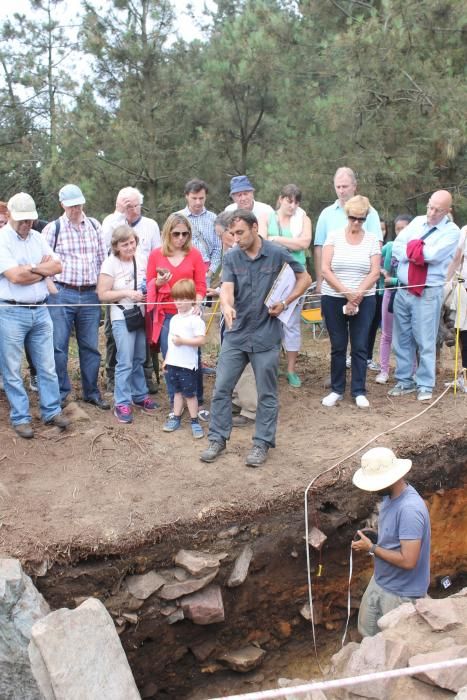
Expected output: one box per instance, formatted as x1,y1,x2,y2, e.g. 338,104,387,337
346,355,351,368
322,392,343,407
355,395,370,408
375,371,389,384
367,360,381,372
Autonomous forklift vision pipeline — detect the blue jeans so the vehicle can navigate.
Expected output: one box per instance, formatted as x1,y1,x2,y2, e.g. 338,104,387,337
159,313,204,406
208,342,280,448
112,320,148,406
322,294,376,397
47,286,102,402
0,306,61,425
392,287,443,392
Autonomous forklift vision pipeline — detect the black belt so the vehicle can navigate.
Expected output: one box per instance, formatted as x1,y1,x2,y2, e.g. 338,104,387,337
2,299,47,308
58,282,96,292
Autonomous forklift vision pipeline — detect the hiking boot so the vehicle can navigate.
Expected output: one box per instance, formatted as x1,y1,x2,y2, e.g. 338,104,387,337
133,397,159,414
388,382,416,397
114,404,133,423
245,443,269,468
14,423,34,439
200,440,226,462
45,413,70,429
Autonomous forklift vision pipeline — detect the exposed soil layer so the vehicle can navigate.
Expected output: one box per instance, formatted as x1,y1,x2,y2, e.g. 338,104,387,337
0,337,466,698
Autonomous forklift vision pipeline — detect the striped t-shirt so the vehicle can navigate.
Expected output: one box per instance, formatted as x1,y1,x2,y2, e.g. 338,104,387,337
322,228,381,298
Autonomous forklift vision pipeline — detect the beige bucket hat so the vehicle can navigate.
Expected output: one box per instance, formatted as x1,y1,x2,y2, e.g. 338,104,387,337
352,447,412,492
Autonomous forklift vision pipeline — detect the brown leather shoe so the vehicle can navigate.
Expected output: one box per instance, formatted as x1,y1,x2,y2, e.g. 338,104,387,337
14,423,34,439
232,415,255,428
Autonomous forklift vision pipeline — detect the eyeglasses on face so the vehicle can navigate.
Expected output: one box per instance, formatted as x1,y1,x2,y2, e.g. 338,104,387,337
348,215,367,223
172,230,189,238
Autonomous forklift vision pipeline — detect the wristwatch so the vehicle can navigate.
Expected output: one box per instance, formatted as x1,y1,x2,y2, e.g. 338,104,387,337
369,544,377,556
280,299,288,310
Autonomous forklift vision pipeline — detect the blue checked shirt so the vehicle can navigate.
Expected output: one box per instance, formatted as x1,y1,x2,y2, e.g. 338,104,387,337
178,206,221,276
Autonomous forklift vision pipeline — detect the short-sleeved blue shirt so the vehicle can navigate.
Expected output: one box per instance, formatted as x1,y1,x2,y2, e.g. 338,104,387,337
375,484,431,597
221,238,305,352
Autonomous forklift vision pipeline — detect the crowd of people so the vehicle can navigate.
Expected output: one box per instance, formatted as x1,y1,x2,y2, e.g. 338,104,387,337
0,169,465,468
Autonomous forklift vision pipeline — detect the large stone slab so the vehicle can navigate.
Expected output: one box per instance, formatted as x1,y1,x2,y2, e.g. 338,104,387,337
0,557,50,700
344,635,410,699
227,545,253,588
181,585,224,624
174,549,226,576
415,598,462,632
219,645,266,672
124,571,166,600
409,646,467,692
158,569,218,600
28,597,141,700
377,602,417,631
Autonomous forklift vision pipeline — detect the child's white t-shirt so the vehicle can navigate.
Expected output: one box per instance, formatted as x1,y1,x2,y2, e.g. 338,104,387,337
166,310,206,370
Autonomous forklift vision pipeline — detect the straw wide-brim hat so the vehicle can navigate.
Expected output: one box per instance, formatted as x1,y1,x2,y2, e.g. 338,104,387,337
352,447,412,492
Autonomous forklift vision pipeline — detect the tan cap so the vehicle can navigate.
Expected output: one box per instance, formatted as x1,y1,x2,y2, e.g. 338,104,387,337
7,192,38,221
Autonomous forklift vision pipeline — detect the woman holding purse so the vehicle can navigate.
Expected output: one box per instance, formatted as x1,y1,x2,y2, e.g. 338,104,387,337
98,225,158,423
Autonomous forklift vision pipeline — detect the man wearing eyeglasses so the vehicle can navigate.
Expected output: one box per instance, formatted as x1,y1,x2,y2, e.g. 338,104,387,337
389,190,460,402
314,167,383,294
102,187,161,393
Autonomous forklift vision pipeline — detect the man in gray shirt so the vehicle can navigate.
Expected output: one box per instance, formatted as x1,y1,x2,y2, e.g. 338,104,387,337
352,446,431,636
200,209,310,468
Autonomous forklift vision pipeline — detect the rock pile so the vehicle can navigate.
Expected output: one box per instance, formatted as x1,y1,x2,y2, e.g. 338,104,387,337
326,588,467,699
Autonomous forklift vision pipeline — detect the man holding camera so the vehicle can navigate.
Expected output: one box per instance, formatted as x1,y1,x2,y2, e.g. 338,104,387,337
351,447,431,636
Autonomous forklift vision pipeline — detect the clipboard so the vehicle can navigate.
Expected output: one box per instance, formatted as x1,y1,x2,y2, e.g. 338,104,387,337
264,262,299,325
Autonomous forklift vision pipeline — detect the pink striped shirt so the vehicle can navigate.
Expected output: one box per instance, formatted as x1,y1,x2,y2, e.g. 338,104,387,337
43,214,107,286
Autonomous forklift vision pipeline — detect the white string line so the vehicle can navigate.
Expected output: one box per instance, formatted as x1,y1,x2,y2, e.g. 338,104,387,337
0,280,453,309
304,383,454,671
208,657,467,700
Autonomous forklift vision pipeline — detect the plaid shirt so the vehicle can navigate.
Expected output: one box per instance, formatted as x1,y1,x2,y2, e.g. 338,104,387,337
43,214,107,286
178,206,221,276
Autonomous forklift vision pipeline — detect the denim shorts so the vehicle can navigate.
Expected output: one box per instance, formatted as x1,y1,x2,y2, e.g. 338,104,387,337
165,364,197,398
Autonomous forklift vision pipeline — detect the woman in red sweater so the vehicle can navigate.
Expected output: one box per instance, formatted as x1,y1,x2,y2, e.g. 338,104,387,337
146,213,208,418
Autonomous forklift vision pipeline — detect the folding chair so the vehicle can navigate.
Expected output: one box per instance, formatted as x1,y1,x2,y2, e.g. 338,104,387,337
301,306,325,339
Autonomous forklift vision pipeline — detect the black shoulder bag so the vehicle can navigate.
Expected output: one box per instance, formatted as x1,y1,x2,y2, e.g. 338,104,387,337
118,258,145,332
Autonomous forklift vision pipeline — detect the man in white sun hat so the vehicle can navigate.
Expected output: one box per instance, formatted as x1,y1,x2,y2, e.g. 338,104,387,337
351,446,431,636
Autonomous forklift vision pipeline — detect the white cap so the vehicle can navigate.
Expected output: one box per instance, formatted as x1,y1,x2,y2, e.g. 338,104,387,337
7,193,38,221
59,184,85,206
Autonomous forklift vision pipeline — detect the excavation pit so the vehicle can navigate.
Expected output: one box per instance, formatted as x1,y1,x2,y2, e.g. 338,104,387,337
0,351,466,699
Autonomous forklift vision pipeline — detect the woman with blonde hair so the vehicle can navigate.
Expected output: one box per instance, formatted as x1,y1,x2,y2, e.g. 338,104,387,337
321,195,381,408
146,214,207,417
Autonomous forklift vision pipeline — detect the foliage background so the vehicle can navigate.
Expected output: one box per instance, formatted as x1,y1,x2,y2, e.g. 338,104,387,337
1,0,466,230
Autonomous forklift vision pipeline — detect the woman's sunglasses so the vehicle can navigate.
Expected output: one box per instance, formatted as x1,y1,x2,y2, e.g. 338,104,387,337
172,231,189,237
348,215,367,223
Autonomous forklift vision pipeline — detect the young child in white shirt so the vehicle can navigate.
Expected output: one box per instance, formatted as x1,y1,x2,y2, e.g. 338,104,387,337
163,279,206,438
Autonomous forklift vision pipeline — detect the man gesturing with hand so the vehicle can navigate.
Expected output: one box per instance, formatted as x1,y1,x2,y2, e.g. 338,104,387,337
200,210,310,468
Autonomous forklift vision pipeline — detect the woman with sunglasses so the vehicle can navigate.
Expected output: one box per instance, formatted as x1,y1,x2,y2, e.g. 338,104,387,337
321,195,381,408
146,214,207,419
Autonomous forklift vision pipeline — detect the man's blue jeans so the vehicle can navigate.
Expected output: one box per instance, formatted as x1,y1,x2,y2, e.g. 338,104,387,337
47,286,102,402
0,306,61,425
159,313,204,407
112,320,148,406
321,294,376,397
392,286,443,392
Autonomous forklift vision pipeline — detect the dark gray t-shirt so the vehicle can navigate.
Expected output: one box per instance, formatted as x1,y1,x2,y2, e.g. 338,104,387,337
375,484,431,598
221,239,305,352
